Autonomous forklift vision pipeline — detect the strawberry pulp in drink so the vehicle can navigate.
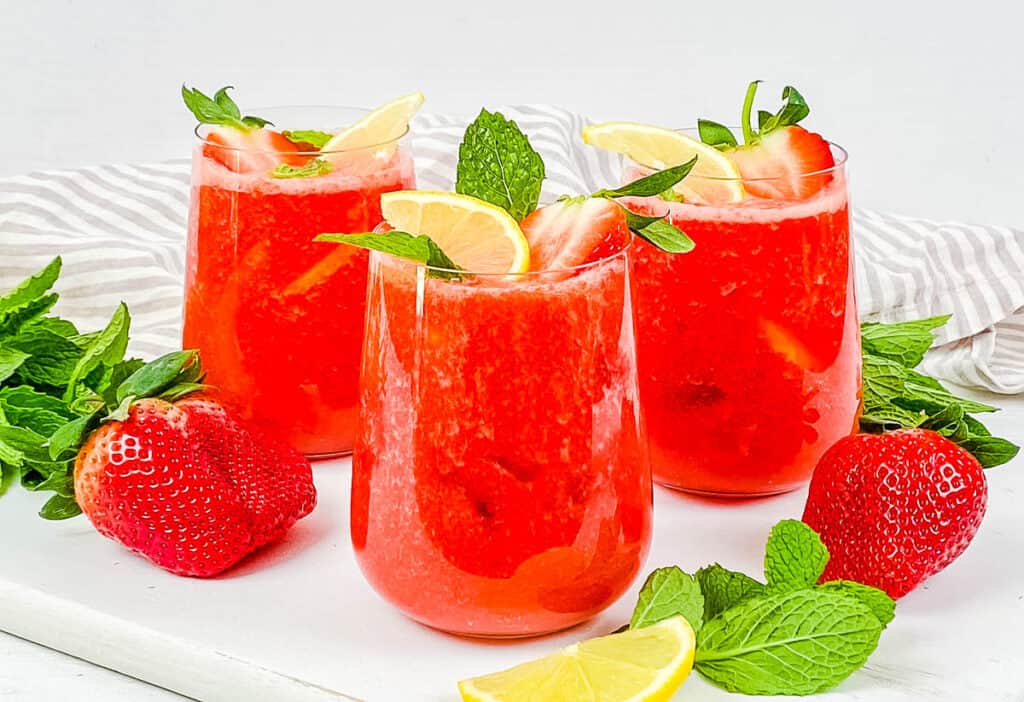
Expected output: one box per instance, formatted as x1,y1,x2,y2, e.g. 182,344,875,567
183,140,415,456
351,247,651,637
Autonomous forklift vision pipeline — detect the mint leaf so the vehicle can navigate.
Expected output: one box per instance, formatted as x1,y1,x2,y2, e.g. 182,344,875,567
39,494,81,520
455,109,545,220
0,347,29,383
630,566,704,632
0,257,61,319
697,119,737,149
959,435,1020,468
0,386,72,435
695,564,765,621
271,159,332,179
0,293,58,338
818,580,896,627
283,130,334,149
695,589,883,695
759,86,810,135
592,158,697,199
764,519,829,590
316,231,462,280
26,317,79,338
63,303,130,402
0,461,15,497
181,85,271,130
6,328,85,388
860,315,949,367
618,205,694,254
116,351,200,403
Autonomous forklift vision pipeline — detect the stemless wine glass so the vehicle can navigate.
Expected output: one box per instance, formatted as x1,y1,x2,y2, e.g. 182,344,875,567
626,138,859,496
183,107,416,457
350,240,651,638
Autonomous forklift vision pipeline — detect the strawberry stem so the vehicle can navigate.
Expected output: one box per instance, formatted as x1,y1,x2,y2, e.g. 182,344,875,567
741,81,760,145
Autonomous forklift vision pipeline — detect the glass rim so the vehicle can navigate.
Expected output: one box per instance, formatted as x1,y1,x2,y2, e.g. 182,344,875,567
639,126,847,182
370,225,635,278
192,104,410,156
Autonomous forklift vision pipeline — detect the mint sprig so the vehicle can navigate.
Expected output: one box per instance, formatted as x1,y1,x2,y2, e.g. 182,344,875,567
271,159,332,179
181,85,271,130
455,109,545,220
282,130,334,149
316,231,462,280
0,260,207,519
859,316,1019,467
628,519,895,695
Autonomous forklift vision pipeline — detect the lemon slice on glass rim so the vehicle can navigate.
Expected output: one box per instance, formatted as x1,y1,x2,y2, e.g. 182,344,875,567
380,190,530,275
583,121,745,205
458,616,696,702
321,92,424,164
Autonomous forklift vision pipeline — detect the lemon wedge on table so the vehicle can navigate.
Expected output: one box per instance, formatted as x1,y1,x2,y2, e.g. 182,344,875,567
381,191,530,275
458,616,696,702
321,92,424,163
583,121,745,205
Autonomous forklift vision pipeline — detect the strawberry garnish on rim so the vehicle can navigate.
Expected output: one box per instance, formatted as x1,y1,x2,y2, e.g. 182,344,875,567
520,197,631,271
697,81,836,200
182,84,307,174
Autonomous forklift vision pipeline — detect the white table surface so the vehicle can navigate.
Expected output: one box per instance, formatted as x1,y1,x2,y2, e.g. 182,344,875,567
1,389,1022,702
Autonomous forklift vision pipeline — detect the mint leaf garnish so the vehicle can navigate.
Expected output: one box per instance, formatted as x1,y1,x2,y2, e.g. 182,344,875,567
271,159,332,179
592,157,697,199
694,589,884,695
282,130,334,149
695,564,765,621
759,85,810,135
181,85,271,130
455,109,545,220
764,519,829,590
630,566,704,633
618,205,694,254
697,119,737,150
818,580,896,627
316,231,462,280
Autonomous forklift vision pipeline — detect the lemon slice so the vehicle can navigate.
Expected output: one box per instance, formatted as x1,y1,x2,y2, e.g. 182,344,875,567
458,616,696,702
381,191,530,274
583,122,745,205
321,92,424,163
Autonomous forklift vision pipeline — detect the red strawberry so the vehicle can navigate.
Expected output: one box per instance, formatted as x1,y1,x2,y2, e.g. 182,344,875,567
69,351,316,577
204,126,306,174
802,429,987,598
728,125,835,200
520,197,630,271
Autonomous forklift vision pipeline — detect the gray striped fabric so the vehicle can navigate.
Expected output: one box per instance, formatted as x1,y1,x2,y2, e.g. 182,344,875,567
3,106,1023,393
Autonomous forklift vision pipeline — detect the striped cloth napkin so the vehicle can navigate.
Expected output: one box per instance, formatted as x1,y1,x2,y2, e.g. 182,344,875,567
3,106,1023,393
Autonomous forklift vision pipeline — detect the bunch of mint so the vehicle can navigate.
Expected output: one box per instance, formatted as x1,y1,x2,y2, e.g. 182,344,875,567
860,316,1018,467
629,519,894,695
318,108,697,272
0,258,151,518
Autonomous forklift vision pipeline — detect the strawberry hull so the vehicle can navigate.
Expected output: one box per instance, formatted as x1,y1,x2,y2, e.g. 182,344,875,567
352,249,651,637
183,143,415,456
626,169,860,495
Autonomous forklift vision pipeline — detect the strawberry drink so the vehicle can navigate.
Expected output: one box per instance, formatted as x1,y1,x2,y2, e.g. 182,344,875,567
181,90,420,456
325,109,698,637
586,83,860,495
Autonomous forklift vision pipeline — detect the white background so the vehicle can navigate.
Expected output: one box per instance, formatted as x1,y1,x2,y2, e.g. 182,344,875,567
2,0,1022,226
1,1,1023,700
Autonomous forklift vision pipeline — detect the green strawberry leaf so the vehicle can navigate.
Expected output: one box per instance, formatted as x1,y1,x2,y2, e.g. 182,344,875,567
694,589,883,695
282,130,334,149
695,564,765,621
764,519,829,590
592,158,698,199
316,231,462,280
818,580,896,627
629,566,704,633
758,86,810,135
181,85,271,130
455,109,545,220
697,119,737,150
271,159,333,179
959,435,1020,468
116,350,200,403
47,412,100,460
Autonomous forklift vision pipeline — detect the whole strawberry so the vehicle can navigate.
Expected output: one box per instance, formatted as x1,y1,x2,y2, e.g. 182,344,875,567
803,429,987,598
62,351,316,577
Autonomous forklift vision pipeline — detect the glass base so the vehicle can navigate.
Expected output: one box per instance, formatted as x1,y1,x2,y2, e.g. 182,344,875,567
409,614,589,641
655,480,804,499
306,448,353,461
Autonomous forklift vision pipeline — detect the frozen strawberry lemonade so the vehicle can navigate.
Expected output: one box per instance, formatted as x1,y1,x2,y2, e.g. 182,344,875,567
181,89,421,456
585,83,860,495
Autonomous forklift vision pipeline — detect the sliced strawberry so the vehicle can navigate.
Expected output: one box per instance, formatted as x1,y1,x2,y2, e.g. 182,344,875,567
520,198,630,272
728,126,835,200
203,126,307,174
